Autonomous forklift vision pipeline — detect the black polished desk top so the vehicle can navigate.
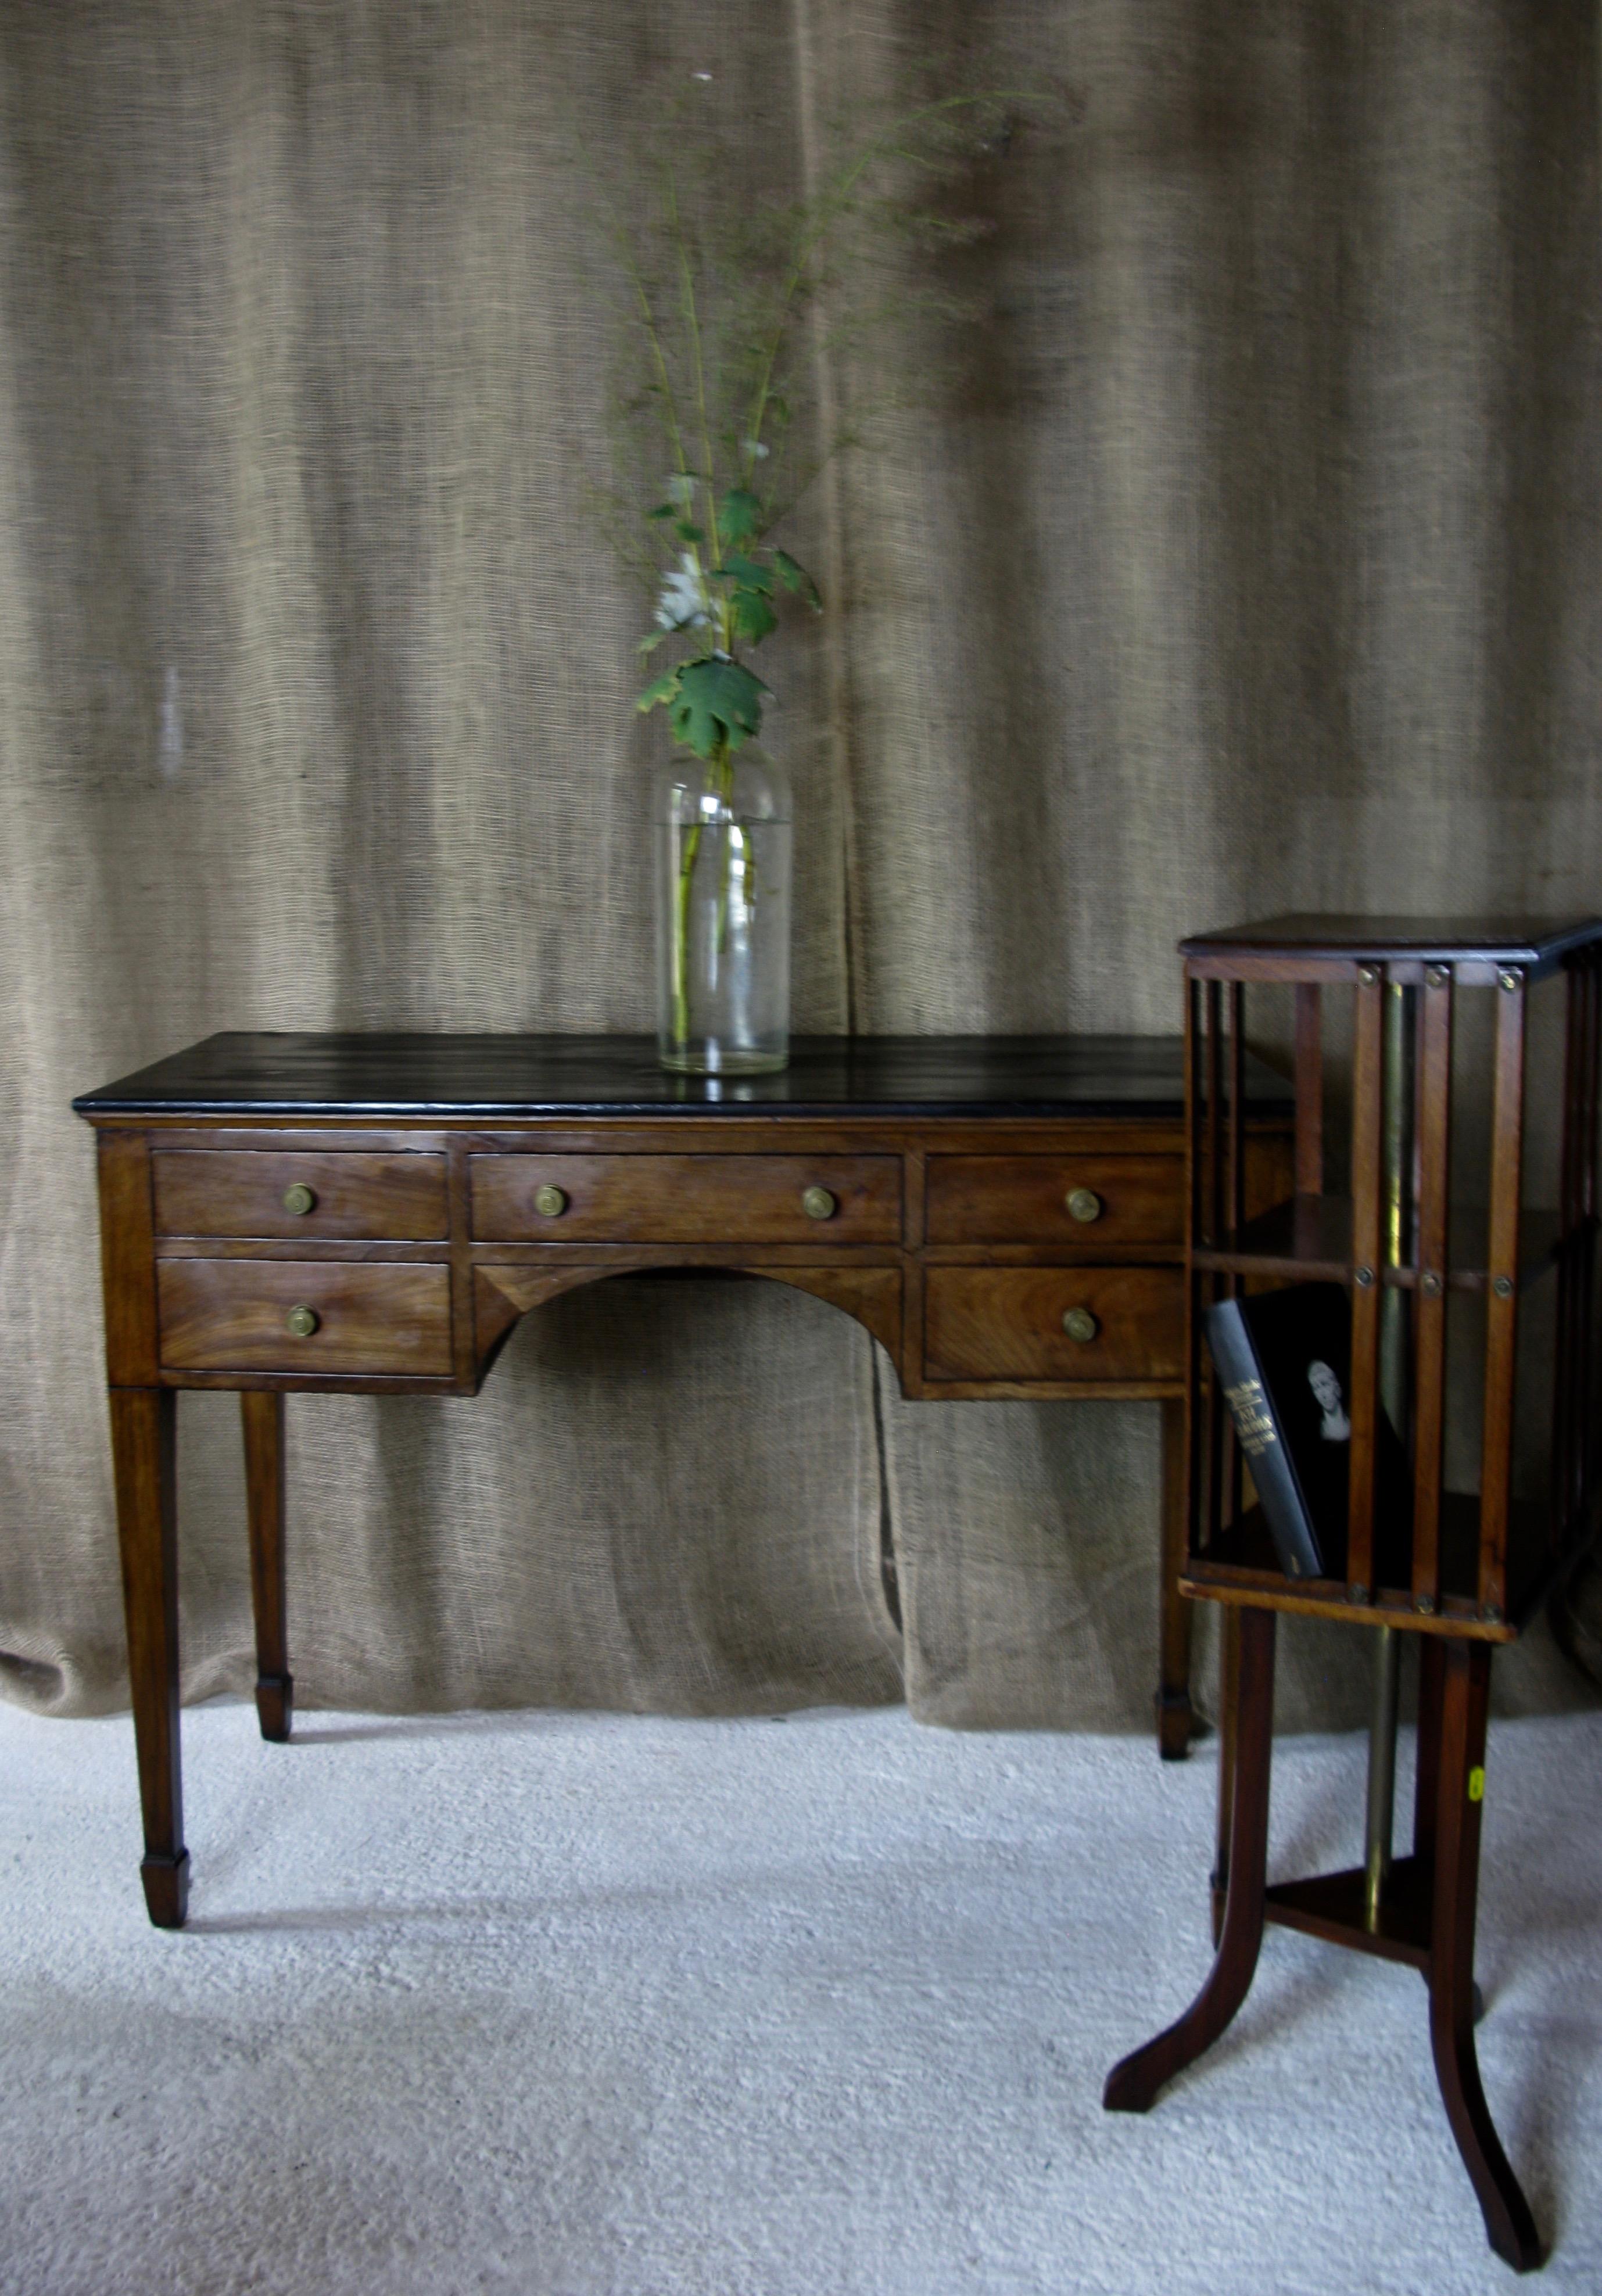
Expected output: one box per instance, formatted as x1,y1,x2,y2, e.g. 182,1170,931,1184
76,1032,1292,1121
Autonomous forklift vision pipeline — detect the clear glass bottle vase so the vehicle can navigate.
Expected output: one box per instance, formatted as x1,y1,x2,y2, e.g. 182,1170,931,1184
654,741,791,1074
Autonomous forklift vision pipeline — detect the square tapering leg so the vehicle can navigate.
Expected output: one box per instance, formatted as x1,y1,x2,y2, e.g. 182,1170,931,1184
109,1387,188,1928
241,1391,293,1741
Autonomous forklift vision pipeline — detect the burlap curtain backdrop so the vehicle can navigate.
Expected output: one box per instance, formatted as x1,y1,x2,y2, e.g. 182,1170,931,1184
2,1,1599,1731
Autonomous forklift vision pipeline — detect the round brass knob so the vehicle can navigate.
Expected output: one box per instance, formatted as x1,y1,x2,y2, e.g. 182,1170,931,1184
533,1183,569,1219
1062,1307,1099,1344
1065,1187,1102,1225
282,1182,316,1217
285,1304,320,1339
802,1185,837,1221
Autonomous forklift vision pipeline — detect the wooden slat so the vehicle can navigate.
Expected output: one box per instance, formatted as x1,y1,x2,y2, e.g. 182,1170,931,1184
1347,964,1386,1599
1294,984,1323,1194
1184,980,1206,1562
1478,970,1526,1615
1411,969,1453,1610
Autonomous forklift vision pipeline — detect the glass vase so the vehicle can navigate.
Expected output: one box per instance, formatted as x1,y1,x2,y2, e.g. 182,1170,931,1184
654,741,791,1074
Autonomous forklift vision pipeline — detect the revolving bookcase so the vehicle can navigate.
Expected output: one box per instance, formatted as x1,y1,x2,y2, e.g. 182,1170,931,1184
1104,914,1602,2275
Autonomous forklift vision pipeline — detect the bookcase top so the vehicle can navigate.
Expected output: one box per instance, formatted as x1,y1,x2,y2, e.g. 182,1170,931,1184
1181,913,1602,972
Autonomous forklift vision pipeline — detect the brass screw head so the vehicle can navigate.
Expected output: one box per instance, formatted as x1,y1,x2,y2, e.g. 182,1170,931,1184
802,1185,837,1221
1426,966,1450,989
285,1303,319,1339
1492,1274,1514,1299
282,1182,316,1216
1415,1592,1435,1615
1357,965,1379,988
1498,968,1520,992
1354,1265,1375,1288
533,1183,568,1219
1483,1599,1504,1624
1421,1271,1443,1297
1066,1187,1103,1224
1349,1583,1368,1604
1062,1307,1099,1344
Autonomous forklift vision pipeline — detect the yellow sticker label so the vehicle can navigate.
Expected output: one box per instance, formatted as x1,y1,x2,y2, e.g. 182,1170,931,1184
1468,1767,1485,1803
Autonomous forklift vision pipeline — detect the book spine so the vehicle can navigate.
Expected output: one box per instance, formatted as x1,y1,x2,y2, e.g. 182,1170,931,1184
1204,1298,1325,1579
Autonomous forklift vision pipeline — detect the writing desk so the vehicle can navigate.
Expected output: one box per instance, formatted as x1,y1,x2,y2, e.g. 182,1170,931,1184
76,1032,1291,1928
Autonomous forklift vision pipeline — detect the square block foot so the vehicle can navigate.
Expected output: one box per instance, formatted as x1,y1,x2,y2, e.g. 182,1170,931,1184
140,1850,190,1929
255,1674,294,1743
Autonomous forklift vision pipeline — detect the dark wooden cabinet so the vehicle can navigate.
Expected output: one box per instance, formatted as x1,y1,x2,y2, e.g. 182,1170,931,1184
76,1031,1293,1931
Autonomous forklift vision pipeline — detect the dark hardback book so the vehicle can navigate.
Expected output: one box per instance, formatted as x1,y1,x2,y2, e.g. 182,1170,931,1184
1205,1283,1412,1582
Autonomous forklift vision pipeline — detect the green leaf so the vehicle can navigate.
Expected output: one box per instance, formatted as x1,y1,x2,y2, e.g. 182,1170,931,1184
773,551,822,609
730,587,778,644
636,666,683,714
714,551,774,593
674,520,705,544
646,504,676,522
718,489,761,544
670,656,769,758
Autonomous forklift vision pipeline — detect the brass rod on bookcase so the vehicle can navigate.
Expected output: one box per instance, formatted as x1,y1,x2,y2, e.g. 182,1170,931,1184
1364,980,1414,1928
1347,964,1386,1605
1479,969,1526,1617
1294,984,1323,1196
1412,970,1453,1606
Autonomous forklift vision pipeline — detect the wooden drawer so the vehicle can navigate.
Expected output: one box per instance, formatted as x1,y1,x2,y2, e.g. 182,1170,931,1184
923,1267,1183,1384
158,1261,452,1376
924,1154,1181,1244
471,1154,902,1244
153,1151,448,1240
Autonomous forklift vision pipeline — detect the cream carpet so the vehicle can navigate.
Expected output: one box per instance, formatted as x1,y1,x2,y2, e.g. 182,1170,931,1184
2,1698,1599,2296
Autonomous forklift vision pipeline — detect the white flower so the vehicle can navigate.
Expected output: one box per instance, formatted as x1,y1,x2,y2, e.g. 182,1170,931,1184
666,471,696,511
655,550,710,631
743,439,769,460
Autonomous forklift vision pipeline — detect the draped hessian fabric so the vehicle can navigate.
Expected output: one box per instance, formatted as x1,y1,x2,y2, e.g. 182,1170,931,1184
1,1,1599,1728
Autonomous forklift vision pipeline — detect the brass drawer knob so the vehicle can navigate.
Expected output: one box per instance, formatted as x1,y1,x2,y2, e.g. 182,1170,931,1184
1065,1187,1103,1225
533,1183,569,1218
802,1185,837,1221
282,1182,317,1217
285,1304,320,1339
1062,1307,1099,1344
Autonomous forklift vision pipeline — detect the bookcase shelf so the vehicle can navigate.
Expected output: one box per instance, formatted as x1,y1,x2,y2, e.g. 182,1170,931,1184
1104,913,1602,2273
1192,1192,1573,1296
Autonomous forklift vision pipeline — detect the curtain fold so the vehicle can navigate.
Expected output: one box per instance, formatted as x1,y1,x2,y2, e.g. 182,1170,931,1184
1,1,1597,1726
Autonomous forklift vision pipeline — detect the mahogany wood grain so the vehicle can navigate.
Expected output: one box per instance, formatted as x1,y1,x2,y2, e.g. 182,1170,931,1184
109,1387,187,1928
1412,973,1453,1611
97,1132,159,1385
1429,1642,1540,2269
471,1153,901,1245
1104,1606,1275,2110
159,1261,451,1376
923,1267,1184,1384
1156,1397,1194,1759
924,1154,1181,1245
152,1150,448,1240
241,1391,292,1741
473,1261,904,1371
